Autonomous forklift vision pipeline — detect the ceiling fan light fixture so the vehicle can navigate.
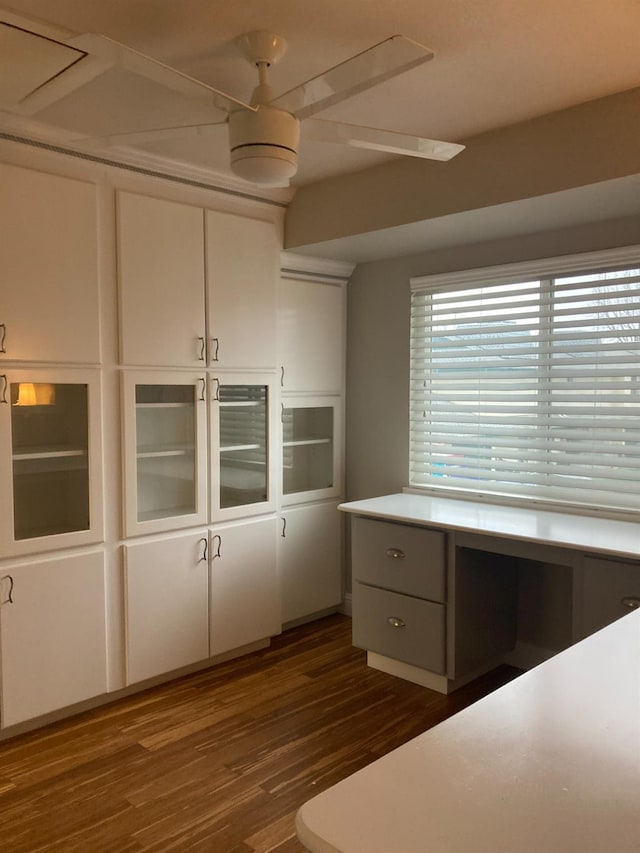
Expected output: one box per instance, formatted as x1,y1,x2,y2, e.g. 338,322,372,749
229,105,300,185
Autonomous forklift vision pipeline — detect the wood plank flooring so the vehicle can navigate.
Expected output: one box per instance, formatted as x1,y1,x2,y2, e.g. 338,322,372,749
0,615,519,852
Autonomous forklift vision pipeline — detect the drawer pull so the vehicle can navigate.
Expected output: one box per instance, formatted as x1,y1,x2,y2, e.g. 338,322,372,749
387,616,406,629
386,548,405,560
621,596,640,611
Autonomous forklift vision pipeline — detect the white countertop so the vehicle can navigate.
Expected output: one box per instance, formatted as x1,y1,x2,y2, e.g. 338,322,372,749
296,608,640,853
339,493,640,560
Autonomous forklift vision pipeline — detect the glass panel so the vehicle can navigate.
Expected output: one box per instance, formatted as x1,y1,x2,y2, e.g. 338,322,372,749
282,406,334,495
219,384,268,509
135,384,196,521
11,382,89,540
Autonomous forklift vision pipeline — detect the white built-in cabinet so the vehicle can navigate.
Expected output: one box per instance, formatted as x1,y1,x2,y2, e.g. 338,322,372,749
121,371,208,537
279,502,343,624
0,368,104,557
0,156,351,734
123,531,210,684
0,551,108,727
0,163,100,364
276,268,348,625
206,210,278,370
209,516,280,656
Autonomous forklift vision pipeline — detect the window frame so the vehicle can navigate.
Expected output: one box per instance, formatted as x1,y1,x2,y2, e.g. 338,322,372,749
409,245,640,519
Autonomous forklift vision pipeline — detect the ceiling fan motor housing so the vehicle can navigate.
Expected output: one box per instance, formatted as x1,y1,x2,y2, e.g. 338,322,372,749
229,105,300,185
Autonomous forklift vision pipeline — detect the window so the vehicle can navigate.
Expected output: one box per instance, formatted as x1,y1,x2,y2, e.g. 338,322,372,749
410,248,640,514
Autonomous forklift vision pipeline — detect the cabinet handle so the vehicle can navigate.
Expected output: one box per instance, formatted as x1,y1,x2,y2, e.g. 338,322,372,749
280,365,285,387
0,575,14,606
0,323,6,353
199,537,208,562
197,336,205,361
281,517,287,538
212,377,220,402
387,616,405,628
198,377,206,401
386,548,406,560
211,337,220,362
211,534,222,559
0,374,7,404
621,596,640,611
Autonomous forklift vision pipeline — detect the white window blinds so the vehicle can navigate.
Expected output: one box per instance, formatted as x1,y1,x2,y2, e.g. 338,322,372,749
410,254,640,513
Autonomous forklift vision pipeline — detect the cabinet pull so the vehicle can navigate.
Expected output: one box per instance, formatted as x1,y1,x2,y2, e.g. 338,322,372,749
212,377,220,402
386,548,405,560
211,337,220,362
198,377,206,401
211,534,222,559
281,517,287,538
280,365,284,387
387,616,405,628
197,336,205,361
0,374,7,404
0,575,14,606
199,537,208,562
621,596,640,611
0,323,6,353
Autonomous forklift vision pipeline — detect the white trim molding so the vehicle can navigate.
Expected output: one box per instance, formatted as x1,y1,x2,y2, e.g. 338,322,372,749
281,250,355,283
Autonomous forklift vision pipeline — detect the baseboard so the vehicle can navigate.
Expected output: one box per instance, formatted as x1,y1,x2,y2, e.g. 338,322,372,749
339,592,352,617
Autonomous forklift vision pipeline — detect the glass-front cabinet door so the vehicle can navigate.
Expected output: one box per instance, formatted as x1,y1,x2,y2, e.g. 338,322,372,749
281,396,342,505
0,369,103,556
122,372,208,536
210,373,278,520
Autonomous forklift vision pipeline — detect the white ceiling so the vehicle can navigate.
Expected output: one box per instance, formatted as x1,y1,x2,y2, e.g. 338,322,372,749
2,0,640,189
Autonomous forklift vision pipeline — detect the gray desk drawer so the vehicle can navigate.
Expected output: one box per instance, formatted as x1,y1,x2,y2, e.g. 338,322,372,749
582,557,640,638
353,582,446,674
352,517,445,602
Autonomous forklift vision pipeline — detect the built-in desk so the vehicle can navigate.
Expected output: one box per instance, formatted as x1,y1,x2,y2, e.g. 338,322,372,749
296,607,640,853
341,494,640,691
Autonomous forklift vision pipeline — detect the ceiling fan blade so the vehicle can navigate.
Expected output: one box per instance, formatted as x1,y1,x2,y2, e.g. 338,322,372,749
65,33,257,117
304,118,465,161
271,35,433,120
81,120,228,149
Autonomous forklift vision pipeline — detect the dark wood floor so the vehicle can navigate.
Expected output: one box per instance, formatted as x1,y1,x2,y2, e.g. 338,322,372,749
0,615,519,852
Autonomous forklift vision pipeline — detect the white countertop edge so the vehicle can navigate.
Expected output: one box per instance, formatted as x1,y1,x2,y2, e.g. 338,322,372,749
338,493,640,560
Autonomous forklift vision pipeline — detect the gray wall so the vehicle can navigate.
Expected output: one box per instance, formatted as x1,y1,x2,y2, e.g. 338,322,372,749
344,213,640,591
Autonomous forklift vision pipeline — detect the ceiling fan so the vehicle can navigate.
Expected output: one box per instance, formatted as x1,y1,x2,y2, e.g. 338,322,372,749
2,16,465,187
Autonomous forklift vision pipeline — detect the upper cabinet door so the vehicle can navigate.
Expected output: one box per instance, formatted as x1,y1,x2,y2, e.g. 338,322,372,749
0,164,100,364
206,210,279,370
278,277,345,394
117,191,206,367
209,373,279,522
0,368,104,558
121,371,208,538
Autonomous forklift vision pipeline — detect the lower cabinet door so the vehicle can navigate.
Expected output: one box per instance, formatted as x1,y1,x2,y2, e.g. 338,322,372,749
124,530,209,684
352,583,446,674
209,516,280,657
279,502,343,625
0,550,108,728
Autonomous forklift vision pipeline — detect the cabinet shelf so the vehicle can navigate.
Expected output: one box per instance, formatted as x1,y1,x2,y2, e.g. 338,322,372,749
220,444,261,453
136,402,193,410
12,446,86,461
283,438,332,447
219,400,262,408
136,444,195,459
